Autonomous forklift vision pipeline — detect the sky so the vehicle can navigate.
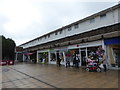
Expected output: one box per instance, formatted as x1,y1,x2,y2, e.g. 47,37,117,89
0,0,119,46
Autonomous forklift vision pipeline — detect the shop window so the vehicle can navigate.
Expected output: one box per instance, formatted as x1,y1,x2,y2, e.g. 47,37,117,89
50,53,56,61
112,48,120,67
87,46,101,61
38,52,48,63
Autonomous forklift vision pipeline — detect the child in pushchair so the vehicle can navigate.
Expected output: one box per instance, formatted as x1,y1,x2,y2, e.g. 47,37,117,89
86,56,101,72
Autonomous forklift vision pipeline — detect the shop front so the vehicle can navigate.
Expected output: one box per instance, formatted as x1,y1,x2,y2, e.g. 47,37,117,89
49,47,67,65
104,37,120,69
23,52,36,63
37,49,49,64
37,40,104,67
68,40,104,67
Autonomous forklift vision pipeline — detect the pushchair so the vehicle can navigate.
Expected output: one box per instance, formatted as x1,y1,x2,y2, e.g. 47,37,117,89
85,60,101,72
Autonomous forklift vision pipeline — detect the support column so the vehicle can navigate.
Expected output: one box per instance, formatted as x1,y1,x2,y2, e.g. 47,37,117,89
85,47,88,62
23,54,26,62
79,48,81,66
37,51,39,63
106,45,111,69
63,51,66,67
15,52,18,61
102,40,105,49
55,51,57,64
48,51,51,64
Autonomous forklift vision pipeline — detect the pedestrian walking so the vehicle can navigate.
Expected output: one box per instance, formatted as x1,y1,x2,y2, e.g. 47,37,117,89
99,48,107,72
66,55,70,68
75,54,80,68
56,52,61,66
102,53,107,72
73,54,76,67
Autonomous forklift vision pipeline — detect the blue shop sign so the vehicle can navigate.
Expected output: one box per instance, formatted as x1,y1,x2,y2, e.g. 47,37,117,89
104,37,120,45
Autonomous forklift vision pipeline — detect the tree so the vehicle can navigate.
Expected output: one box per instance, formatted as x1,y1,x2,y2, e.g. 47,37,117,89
1,35,16,60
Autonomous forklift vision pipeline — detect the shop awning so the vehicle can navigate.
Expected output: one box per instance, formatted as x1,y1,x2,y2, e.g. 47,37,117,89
104,37,120,45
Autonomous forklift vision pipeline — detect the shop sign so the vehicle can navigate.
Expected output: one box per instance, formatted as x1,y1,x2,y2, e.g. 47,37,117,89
50,47,68,53
104,37,120,45
78,43,89,47
50,49,55,53
60,47,68,52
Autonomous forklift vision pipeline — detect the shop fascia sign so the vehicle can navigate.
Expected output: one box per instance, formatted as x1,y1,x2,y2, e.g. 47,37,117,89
22,51,35,55
77,43,89,47
68,43,89,49
50,47,68,53
16,52,22,54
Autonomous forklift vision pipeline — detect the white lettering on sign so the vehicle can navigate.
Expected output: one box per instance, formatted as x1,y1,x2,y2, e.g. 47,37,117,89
79,43,89,46
10,62,13,64
1,62,7,64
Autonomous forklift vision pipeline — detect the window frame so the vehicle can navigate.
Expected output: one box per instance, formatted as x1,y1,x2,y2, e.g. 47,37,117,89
74,23,79,29
89,18,95,23
68,26,72,31
55,32,58,35
59,30,63,34
100,13,106,19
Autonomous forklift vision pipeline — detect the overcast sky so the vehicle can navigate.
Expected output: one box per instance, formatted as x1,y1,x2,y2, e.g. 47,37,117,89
0,0,118,46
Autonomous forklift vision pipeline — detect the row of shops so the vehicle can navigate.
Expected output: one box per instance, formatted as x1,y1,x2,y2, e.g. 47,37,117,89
37,40,103,66
16,37,120,69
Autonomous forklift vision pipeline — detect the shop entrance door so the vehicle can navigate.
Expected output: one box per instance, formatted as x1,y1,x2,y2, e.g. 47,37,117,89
80,48,87,66
113,48,120,67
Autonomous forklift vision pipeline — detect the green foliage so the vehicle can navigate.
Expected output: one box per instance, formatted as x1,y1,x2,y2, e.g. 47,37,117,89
1,35,16,60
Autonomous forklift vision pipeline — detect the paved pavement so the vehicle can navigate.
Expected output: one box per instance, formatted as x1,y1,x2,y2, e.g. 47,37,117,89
1,63,119,88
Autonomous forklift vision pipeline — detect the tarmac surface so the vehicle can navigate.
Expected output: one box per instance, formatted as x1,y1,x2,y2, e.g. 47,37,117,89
1,63,119,88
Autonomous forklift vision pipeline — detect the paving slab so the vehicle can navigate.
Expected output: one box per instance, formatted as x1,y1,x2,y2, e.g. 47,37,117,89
1,63,119,88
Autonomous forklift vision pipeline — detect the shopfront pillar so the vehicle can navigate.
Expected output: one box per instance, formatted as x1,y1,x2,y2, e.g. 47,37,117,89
79,48,81,66
63,51,66,66
48,51,51,64
86,48,88,57
15,52,18,61
23,54,24,62
37,51,39,63
106,45,111,69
